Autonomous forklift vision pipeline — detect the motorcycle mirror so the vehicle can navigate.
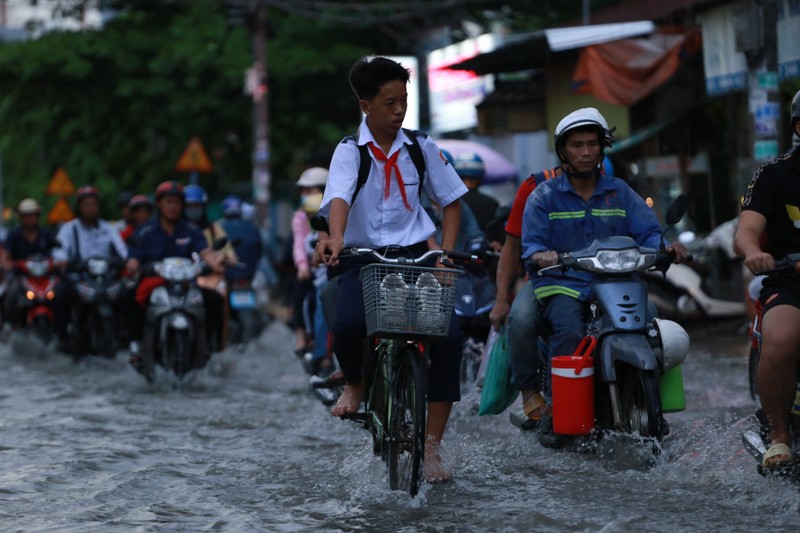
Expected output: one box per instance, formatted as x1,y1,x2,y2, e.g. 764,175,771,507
665,193,689,226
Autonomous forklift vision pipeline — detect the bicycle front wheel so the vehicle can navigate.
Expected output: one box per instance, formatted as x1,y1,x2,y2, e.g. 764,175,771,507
388,345,426,496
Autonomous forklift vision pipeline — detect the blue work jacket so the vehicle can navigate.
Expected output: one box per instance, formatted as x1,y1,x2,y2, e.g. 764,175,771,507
128,218,207,264
521,173,664,301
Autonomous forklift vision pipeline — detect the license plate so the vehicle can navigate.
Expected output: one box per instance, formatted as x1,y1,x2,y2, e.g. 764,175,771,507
230,290,257,310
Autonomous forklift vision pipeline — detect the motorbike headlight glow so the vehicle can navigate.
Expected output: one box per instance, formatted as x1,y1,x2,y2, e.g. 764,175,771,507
26,290,35,300
577,249,656,273
46,290,55,300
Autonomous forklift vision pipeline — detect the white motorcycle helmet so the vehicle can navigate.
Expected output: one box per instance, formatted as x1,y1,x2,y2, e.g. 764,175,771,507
649,318,690,371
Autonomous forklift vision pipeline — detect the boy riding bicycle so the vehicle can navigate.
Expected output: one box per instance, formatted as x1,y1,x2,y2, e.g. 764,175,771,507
316,56,466,482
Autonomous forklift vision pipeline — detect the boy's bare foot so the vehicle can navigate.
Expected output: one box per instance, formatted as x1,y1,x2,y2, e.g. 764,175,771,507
331,382,364,416
423,442,452,483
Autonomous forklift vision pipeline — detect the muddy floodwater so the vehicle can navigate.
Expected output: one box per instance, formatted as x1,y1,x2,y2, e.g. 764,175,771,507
0,322,797,531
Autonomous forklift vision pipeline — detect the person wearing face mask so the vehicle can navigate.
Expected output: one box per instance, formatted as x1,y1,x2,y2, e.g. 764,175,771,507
291,167,328,356
520,108,689,448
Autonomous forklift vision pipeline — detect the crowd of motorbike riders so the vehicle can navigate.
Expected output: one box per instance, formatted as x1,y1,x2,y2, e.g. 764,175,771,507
0,181,264,377
1,80,798,476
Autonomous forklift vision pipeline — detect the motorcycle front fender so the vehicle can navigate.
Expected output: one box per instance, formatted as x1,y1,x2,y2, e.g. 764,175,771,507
598,333,659,383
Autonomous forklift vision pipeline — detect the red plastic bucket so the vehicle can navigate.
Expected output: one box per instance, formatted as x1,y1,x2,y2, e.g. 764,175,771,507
551,336,596,435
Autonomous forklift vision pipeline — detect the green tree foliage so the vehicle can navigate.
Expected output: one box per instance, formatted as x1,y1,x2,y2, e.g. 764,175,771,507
0,0,251,214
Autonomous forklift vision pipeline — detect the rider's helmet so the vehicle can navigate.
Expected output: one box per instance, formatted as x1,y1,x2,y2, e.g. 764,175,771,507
128,194,153,211
155,180,184,201
296,167,328,189
554,107,615,164
650,318,690,370
117,190,135,209
183,184,208,205
222,195,243,217
17,198,41,215
453,152,485,181
76,185,99,203
791,89,800,129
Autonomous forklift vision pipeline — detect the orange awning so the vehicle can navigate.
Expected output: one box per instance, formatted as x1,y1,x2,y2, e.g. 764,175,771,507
571,30,700,106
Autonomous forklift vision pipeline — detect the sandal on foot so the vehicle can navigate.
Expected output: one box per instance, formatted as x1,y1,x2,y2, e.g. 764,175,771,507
523,391,547,421
762,442,793,470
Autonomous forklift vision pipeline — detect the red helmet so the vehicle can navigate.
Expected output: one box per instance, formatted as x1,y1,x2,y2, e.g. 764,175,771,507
76,185,100,202
155,180,184,200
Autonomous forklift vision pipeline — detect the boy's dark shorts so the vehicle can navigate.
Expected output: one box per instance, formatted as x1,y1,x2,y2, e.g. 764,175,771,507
760,279,800,316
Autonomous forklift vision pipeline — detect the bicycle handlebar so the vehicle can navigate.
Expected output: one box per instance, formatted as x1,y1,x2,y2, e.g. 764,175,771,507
338,247,477,266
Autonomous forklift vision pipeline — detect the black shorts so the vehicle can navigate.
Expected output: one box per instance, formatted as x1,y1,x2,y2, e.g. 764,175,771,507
760,279,800,316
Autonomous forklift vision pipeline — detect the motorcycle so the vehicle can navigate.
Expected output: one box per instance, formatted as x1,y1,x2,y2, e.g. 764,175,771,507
455,239,498,386
226,273,264,347
741,254,800,479
644,233,745,322
12,254,62,344
67,256,124,358
532,195,692,447
137,256,209,383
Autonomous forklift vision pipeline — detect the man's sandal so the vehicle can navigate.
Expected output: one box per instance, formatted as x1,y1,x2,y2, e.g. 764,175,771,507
523,391,547,421
762,442,794,470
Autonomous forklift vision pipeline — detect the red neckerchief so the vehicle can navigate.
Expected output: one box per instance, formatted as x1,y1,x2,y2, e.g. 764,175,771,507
367,142,411,211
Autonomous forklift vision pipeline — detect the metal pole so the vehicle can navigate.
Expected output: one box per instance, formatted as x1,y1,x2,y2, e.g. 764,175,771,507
251,0,270,227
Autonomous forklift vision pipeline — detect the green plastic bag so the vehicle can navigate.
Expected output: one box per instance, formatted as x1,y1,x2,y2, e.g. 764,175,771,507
478,326,519,416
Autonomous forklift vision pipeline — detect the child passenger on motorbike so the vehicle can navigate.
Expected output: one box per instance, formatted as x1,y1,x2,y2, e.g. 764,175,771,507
521,108,689,447
734,89,800,470
316,56,467,482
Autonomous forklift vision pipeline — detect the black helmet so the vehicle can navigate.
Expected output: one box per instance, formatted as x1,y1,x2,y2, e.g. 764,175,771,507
117,190,135,207
792,89,800,128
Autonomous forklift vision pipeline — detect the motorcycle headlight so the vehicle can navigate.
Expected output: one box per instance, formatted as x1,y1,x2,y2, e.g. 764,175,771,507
577,248,656,273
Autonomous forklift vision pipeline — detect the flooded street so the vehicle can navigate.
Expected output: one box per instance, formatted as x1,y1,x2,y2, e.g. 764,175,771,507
1,320,798,532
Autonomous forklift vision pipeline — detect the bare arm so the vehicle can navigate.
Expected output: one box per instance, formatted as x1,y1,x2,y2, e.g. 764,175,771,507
489,234,520,330
317,198,349,266
439,199,461,253
1,248,12,272
734,210,773,273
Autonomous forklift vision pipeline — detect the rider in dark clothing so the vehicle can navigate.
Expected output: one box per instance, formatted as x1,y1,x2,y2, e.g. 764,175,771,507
124,181,225,366
1,199,61,329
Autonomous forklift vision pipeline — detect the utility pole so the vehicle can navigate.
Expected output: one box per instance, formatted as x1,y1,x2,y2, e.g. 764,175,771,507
250,0,270,227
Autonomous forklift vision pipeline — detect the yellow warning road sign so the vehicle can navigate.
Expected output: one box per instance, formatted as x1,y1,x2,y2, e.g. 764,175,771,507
47,197,75,225
45,167,76,196
175,136,214,173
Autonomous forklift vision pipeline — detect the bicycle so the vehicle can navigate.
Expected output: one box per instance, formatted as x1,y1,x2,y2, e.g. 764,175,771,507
321,247,474,496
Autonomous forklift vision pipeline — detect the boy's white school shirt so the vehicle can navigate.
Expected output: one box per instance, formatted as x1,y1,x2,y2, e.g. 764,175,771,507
319,119,467,249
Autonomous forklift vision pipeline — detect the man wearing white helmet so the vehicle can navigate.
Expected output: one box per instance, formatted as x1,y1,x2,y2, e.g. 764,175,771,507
734,89,800,470
521,107,689,447
1,199,60,329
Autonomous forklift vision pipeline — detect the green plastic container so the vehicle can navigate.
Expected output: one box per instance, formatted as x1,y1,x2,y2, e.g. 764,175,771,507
660,364,686,413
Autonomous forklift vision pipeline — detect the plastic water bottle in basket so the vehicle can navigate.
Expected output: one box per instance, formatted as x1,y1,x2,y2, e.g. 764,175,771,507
379,272,410,330
415,271,443,333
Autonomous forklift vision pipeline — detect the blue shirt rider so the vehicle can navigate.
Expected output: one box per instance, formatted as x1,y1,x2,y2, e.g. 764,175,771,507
520,108,688,448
